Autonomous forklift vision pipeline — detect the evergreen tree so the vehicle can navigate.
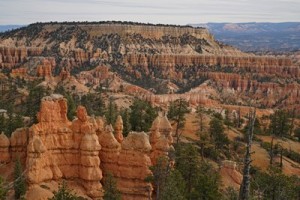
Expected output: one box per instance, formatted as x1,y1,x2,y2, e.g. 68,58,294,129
50,181,80,200
160,170,186,200
175,144,222,200
5,113,24,137
196,105,205,133
129,99,157,132
209,117,229,150
103,173,121,200
14,158,26,200
251,167,300,200
26,86,49,124
168,99,190,144
120,108,131,137
146,157,185,200
190,162,221,200
65,93,76,120
268,110,290,137
175,144,200,199
105,98,118,125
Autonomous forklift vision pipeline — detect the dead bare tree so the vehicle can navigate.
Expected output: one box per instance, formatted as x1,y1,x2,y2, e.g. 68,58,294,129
239,108,256,200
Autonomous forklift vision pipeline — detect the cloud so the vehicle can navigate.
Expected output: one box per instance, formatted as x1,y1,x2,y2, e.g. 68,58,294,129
0,0,299,24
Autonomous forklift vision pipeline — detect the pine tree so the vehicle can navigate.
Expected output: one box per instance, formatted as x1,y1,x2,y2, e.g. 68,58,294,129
50,181,80,200
209,117,229,150
14,158,26,200
105,98,118,125
168,99,190,144
160,170,186,200
268,110,290,137
129,99,157,132
103,173,121,200
196,105,205,133
175,144,222,200
146,157,185,200
65,93,76,120
120,108,131,137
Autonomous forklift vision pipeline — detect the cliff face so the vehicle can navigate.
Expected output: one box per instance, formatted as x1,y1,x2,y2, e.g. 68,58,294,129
0,22,299,110
0,95,174,200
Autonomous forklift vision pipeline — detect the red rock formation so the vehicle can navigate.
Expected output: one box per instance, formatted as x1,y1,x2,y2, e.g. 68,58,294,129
11,67,28,77
220,160,243,189
24,95,103,198
149,115,174,165
10,128,28,161
0,133,10,163
0,94,175,199
118,132,153,200
0,47,43,69
114,115,124,143
36,59,55,77
123,54,295,76
59,67,71,80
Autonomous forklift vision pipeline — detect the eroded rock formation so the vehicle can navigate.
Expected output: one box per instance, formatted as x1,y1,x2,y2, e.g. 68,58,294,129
0,95,174,200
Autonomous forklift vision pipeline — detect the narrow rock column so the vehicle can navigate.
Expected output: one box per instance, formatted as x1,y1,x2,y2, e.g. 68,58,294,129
80,133,103,198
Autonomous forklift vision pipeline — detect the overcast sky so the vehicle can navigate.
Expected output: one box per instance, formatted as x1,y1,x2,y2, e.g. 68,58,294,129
1,0,300,25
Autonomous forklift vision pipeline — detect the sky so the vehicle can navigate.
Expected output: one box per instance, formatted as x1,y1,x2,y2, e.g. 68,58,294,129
0,0,300,25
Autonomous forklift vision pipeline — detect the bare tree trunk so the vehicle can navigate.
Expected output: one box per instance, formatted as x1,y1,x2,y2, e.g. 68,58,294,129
270,137,274,165
280,146,283,168
239,108,256,200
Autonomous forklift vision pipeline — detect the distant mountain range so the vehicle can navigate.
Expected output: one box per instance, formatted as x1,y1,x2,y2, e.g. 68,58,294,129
0,25,23,32
190,22,300,52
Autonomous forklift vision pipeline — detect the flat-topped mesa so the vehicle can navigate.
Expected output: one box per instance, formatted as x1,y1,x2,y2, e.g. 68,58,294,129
39,22,213,40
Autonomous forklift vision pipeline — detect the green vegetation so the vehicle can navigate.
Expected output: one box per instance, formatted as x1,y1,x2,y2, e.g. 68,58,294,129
105,98,118,125
251,167,300,200
103,173,121,200
146,157,186,200
26,85,50,124
175,144,221,200
268,110,291,137
168,99,190,144
129,99,157,132
209,117,230,151
14,158,26,200
50,181,81,200
119,108,131,137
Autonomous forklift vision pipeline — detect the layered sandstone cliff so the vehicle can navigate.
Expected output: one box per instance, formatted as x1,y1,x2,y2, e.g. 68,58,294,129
0,22,299,111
